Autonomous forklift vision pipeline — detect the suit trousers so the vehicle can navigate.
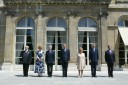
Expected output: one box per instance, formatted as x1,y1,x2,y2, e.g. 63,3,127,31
107,62,114,77
23,63,29,76
47,63,53,77
62,62,68,77
91,62,97,77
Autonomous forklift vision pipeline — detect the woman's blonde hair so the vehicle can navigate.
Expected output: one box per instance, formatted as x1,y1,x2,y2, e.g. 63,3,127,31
79,47,83,53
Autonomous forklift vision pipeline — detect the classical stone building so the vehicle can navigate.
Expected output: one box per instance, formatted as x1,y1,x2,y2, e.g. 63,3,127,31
0,0,128,71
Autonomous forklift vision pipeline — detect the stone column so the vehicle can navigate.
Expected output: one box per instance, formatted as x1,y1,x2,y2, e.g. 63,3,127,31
2,16,13,70
68,16,78,63
107,26,119,70
100,17,108,64
99,17,108,71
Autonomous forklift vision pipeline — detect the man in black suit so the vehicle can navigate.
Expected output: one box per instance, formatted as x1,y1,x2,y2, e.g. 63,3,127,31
89,44,99,77
105,45,115,77
61,44,70,77
22,46,32,77
45,45,55,77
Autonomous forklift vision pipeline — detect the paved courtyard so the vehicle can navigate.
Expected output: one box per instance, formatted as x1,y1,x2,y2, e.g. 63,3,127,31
0,70,128,85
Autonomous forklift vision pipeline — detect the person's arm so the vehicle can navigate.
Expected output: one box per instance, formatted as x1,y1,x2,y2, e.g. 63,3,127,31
113,51,115,62
105,51,108,63
53,51,55,63
60,50,63,63
68,49,70,61
45,51,47,64
76,54,78,65
29,51,32,63
97,48,99,60
36,51,40,60
84,53,86,65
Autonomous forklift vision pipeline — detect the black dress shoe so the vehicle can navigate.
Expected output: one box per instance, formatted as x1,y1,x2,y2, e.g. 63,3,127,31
94,76,97,77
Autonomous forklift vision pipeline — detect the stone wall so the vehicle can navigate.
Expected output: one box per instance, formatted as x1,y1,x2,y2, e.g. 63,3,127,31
0,11,6,69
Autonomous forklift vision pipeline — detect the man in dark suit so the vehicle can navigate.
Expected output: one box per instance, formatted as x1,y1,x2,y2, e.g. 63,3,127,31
61,44,70,77
105,45,115,77
45,45,55,77
22,46,32,77
89,44,99,77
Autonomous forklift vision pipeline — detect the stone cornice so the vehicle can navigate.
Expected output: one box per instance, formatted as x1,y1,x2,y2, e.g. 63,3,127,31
108,3,128,9
4,1,110,5
108,25,118,30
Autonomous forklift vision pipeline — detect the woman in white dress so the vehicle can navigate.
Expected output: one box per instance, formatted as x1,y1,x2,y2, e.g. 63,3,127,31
77,47,86,78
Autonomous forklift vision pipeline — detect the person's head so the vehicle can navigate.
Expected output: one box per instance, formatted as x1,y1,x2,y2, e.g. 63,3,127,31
79,47,83,53
38,46,42,51
25,45,29,50
108,45,111,50
49,45,52,50
91,43,96,49
63,44,67,49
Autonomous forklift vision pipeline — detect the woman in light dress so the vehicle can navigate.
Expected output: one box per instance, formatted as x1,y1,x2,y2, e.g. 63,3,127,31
76,47,86,78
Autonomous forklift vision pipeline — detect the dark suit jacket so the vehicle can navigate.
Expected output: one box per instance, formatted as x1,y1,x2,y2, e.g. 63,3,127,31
45,50,55,64
105,50,115,63
89,48,99,63
22,50,32,64
61,49,70,63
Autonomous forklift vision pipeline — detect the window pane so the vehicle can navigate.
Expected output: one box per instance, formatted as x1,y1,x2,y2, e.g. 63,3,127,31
118,20,124,26
125,20,128,27
16,43,24,50
16,36,24,42
16,50,23,57
16,29,25,35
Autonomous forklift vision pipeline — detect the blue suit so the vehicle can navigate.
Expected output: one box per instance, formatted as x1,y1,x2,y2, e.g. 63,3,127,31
22,50,32,77
61,49,70,77
89,48,99,77
45,50,55,77
105,50,115,77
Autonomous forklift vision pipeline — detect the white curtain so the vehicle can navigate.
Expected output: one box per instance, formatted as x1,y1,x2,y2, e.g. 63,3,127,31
78,31,85,48
59,31,66,48
28,18,35,50
47,31,55,50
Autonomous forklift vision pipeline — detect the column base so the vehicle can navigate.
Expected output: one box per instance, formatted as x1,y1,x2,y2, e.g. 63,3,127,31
1,63,13,71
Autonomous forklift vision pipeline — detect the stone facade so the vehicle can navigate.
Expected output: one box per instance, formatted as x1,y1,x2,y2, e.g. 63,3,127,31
0,0,128,70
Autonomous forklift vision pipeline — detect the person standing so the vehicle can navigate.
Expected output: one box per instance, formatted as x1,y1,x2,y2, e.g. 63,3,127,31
76,47,86,78
89,44,99,77
105,45,115,77
34,46,45,76
45,45,55,77
61,44,70,77
22,45,32,77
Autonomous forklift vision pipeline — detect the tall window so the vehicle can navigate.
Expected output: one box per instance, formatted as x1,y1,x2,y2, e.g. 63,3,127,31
118,19,128,65
15,17,35,65
46,17,67,67
78,17,98,65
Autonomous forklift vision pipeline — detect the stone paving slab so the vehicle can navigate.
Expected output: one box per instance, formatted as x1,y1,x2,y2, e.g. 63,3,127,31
0,71,128,85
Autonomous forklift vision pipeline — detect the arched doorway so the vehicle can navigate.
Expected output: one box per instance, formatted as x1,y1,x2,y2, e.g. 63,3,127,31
78,17,98,66
46,17,67,70
15,17,35,69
